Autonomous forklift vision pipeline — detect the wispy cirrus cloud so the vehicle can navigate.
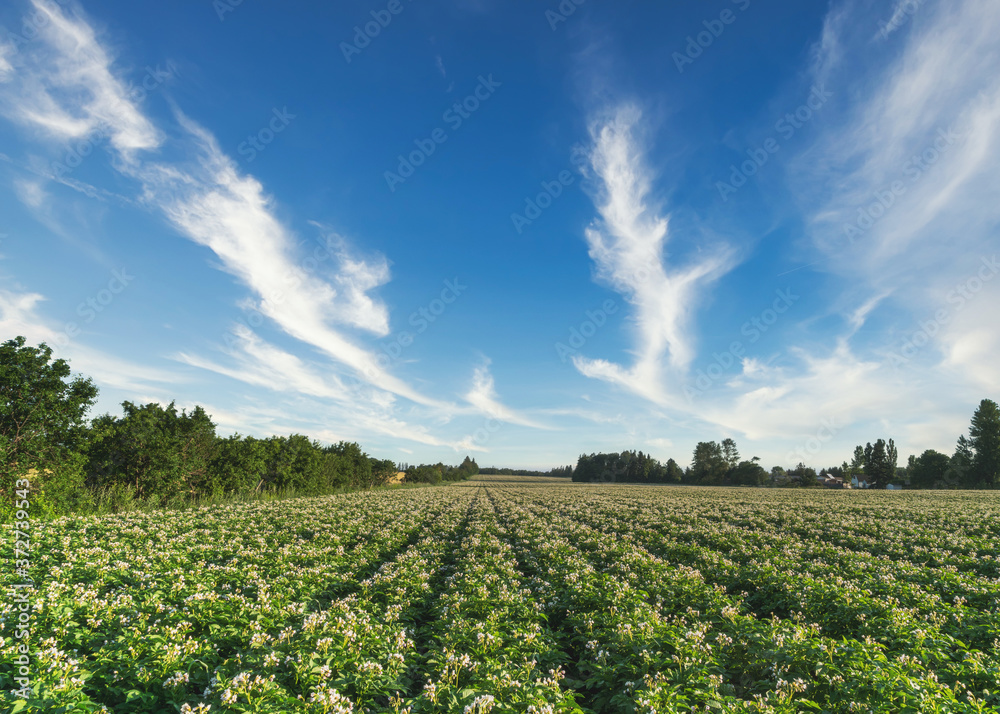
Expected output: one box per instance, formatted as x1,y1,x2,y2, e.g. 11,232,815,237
681,0,1000,458
0,0,454,415
572,105,735,403
0,287,180,395
176,326,467,449
0,0,161,154
0,40,13,81
793,0,1000,389
126,115,450,409
465,359,551,429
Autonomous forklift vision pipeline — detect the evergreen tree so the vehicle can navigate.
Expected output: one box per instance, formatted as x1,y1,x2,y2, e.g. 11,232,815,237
721,438,740,469
947,435,974,487
969,399,1000,487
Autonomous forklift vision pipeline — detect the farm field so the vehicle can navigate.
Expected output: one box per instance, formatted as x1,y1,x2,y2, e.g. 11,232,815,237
4,476,1000,713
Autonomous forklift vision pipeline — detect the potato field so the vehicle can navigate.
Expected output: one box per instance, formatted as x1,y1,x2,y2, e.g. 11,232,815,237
3,476,1000,713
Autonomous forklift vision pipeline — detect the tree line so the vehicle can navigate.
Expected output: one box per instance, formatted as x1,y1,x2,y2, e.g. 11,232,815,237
478,466,573,478
0,337,471,519
571,400,1000,489
403,456,480,484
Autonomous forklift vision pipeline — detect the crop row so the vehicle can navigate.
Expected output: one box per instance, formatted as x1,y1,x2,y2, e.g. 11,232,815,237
3,480,999,712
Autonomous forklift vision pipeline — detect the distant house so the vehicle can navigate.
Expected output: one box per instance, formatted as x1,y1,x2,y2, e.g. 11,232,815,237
851,476,870,489
820,474,845,488
886,484,903,490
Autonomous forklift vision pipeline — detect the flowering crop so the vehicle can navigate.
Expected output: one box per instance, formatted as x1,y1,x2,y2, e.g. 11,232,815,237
3,478,1000,712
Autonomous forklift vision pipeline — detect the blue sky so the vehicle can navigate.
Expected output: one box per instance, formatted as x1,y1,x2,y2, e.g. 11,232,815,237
1,0,998,470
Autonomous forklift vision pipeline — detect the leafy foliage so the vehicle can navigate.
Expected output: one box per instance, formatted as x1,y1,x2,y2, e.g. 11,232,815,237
0,337,98,518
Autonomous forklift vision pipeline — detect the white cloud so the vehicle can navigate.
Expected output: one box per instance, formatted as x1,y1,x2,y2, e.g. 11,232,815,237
13,177,47,208
0,287,180,395
0,0,453,413
573,105,735,402
665,0,1000,461
0,0,161,154
792,0,1000,388
464,359,551,429
0,41,13,81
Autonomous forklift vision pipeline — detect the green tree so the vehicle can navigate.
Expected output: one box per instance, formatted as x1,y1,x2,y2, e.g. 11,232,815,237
664,458,684,483
1,337,98,517
721,438,740,469
369,458,398,487
206,434,270,496
968,398,1000,487
862,438,896,488
690,441,728,484
789,462,818,488
732,459,768,486
456,455,479,480
85,401,217,503
947,435,974,487
909,449,950,489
